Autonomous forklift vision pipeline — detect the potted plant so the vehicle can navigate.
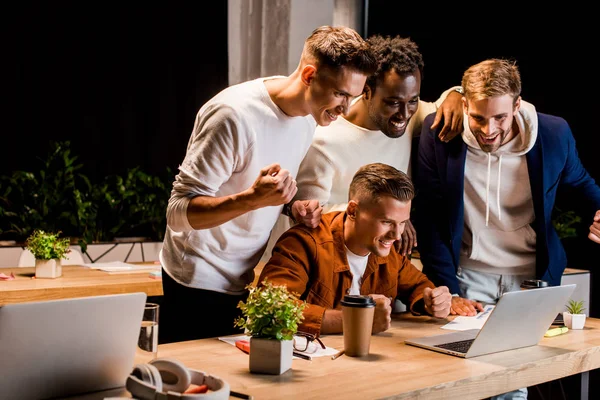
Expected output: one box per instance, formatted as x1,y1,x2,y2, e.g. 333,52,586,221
234,279,306,375
25,230,71,278
563,299,586,330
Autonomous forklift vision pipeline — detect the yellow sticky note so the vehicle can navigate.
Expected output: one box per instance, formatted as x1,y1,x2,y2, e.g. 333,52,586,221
545,327,568,337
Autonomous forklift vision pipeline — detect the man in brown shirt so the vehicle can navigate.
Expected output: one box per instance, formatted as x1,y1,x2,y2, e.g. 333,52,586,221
258,163,451,336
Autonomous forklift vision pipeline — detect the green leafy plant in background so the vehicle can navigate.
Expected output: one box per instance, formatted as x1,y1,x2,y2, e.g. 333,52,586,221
552,208,582,240
0,141,173,250
0,141,93,244
234,280,306,340
91,166,172,242
25,230,71,260
84,166,172,245
565,299,586,315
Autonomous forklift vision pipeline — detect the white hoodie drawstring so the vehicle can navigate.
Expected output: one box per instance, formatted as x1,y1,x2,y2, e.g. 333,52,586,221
485,153,491,226
497,154,503,222
485,153,504,227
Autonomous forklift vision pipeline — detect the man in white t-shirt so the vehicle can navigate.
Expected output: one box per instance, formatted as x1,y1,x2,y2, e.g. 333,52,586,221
263,35,464,264
159,26,378,343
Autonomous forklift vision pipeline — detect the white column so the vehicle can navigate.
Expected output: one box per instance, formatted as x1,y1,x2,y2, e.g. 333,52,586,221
228,0,363,85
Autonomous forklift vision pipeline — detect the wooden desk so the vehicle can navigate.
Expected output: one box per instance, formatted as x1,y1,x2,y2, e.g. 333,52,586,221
154,314,600,400
0,264,163,306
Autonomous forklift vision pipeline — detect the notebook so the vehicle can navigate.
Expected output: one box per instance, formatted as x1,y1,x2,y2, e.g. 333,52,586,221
405,284,576,358
0,292,147,400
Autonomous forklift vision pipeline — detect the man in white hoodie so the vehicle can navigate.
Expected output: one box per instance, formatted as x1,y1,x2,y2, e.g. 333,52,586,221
159,26,377,343
416,59,600,318
417,59,600,399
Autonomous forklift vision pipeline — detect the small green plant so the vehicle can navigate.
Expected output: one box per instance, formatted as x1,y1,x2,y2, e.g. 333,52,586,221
25,230,71,260
566,299,586,315
234,280,306,340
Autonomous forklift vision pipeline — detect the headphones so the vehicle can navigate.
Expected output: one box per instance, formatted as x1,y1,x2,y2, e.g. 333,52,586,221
126,358,230,400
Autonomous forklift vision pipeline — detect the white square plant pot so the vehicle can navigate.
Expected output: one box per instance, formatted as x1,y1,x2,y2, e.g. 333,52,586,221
249,337,293,375
563,312,586,330
35,259,62,278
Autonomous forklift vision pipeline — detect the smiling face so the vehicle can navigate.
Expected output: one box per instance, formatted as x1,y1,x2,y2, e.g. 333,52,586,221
344,195,411,257
366,69,421,138
464,94,520,153
307,65,368,126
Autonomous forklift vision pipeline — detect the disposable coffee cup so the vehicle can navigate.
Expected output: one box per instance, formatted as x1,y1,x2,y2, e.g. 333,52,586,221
341,295,376,357
520,279,549,290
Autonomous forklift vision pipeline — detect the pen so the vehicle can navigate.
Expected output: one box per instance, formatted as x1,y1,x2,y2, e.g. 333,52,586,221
331,349,345,360
230,389,254,399
293,351,312,360
476,307,492,319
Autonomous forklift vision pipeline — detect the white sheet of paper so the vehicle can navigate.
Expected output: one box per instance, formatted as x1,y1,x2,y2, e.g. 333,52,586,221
81,261,160,272
218,334,339,359
441,304,495,331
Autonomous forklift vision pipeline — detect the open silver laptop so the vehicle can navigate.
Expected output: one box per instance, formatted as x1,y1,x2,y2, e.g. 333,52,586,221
405,284,576,358
0,292,146,400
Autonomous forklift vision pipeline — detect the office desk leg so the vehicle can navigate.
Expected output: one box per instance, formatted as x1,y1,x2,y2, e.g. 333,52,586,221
581,371,589,400
124,242,145,263
84,243,119,263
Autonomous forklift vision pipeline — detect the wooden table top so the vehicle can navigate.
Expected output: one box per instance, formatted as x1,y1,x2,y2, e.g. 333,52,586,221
154,314,600,400
0,264,163,305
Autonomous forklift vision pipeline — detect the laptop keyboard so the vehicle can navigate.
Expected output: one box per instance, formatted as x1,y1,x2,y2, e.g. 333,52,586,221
434,339,474,353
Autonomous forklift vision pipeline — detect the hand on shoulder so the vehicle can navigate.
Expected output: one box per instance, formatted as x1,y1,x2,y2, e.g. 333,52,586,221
291,199,323,228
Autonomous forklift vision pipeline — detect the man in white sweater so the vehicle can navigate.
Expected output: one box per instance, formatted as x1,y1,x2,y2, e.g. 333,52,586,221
263,35,464,263
159,26,377,343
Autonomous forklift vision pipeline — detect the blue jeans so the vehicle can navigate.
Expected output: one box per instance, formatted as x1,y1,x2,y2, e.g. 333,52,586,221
457,267,535,304
489,387,528,400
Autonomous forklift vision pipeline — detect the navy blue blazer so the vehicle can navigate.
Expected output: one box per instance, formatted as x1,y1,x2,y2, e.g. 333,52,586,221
415,112,600,295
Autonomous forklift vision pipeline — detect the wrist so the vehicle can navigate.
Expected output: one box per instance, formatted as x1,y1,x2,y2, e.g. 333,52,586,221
282,201,297,223
237,189,261,211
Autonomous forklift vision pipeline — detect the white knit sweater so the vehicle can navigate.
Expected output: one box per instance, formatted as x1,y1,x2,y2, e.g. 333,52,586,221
160,76,316,294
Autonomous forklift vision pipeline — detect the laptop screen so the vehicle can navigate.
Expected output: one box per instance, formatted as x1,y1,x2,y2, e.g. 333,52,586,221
0,292,146,400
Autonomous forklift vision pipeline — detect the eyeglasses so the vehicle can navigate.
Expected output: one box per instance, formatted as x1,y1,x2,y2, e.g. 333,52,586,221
293,332,326,353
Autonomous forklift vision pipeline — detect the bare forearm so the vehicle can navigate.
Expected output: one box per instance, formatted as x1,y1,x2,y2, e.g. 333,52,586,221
320,309,343,334
186,190,259,229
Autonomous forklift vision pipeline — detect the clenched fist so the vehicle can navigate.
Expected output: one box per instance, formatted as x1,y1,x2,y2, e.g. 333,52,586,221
423,286,452,318
369,294,392,334
248,163,297,208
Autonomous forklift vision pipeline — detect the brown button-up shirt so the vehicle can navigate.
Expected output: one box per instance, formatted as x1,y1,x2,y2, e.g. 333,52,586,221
258,212,435,335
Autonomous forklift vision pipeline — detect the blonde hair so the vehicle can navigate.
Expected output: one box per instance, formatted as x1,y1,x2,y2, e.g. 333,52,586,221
301,26,377,75
461,59,521,103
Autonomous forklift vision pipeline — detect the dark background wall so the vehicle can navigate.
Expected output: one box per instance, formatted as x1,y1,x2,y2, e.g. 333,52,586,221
3,2,229,183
